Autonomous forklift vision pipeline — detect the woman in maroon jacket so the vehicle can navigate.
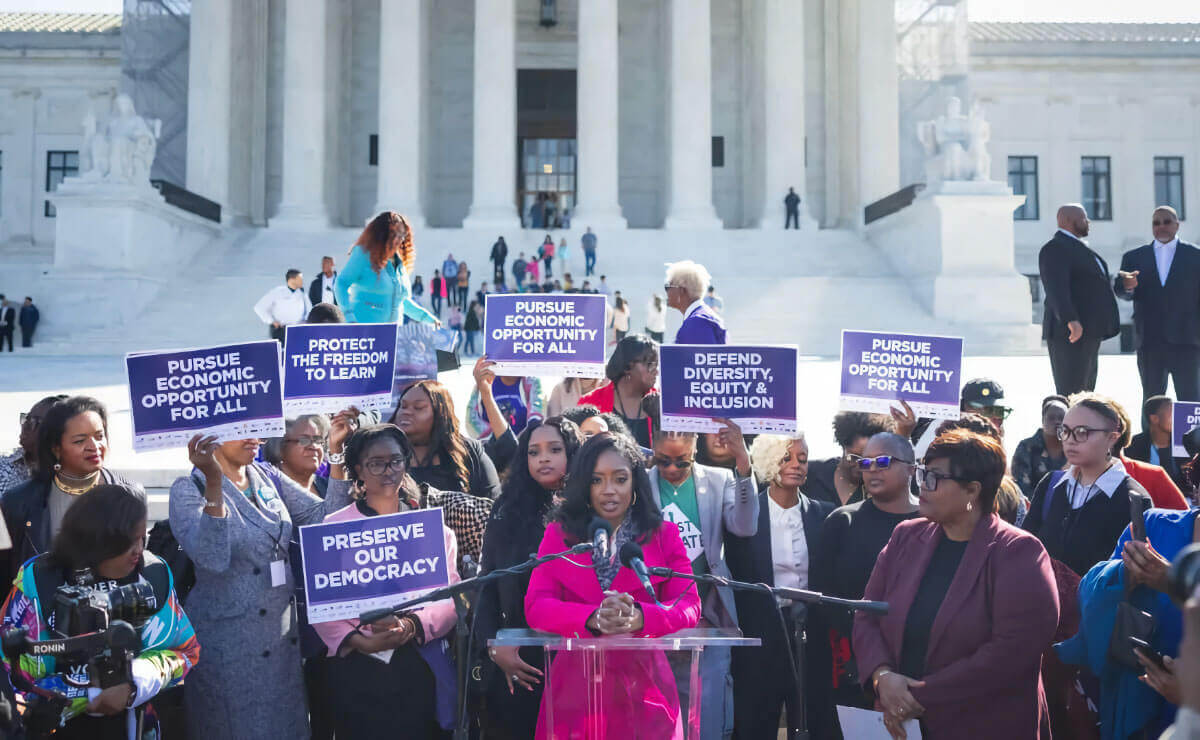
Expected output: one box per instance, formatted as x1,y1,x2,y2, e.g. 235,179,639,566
853,429,1060,739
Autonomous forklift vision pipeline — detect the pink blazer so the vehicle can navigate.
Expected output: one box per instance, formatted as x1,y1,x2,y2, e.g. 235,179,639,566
853,513,1059,739
525,521,701,739
312,502,460,656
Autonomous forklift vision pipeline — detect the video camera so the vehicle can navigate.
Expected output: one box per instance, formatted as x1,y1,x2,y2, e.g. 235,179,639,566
1,568,157,737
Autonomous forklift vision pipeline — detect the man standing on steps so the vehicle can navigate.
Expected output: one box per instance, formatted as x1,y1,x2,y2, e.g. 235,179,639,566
666,260,727,345
784,187,801,229
1114,205,1200,406
18,297,38,348
309,255,337,307
582,226,598,276
0,296,14,353
254,268,311,345
1038,203,1120,394
490,236,508,284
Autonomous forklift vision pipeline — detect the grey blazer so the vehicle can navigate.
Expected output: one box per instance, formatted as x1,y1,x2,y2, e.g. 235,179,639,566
168,465,352,739
649,462,758,627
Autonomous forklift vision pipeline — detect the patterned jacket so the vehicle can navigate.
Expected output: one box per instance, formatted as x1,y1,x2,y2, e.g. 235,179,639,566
0,551,199,729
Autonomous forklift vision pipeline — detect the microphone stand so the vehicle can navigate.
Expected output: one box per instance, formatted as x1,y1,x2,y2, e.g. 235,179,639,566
356,542,594,740
648,568,887,740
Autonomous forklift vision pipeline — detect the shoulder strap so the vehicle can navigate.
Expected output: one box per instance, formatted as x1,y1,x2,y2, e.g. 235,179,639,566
1042,469,1066,521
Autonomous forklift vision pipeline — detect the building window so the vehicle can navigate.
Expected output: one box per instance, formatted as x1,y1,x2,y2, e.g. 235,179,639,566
712,136,724,168
44,150,79,218
369,135,378,166
1008,156,1039,220
1154,156,1185,220
1081,156,1112,221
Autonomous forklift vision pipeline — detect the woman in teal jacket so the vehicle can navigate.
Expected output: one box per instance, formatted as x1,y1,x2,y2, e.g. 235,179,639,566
335,211,440,325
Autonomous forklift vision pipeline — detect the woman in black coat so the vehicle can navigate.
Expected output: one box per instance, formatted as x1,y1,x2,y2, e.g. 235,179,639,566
0,396,143,583
474,417,584,739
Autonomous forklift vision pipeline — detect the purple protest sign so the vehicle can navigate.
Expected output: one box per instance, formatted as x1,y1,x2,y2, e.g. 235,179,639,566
299,508,450,624
659,345,799,434
126,341,284,452
1173,401,1200,457
839,330,963,420
283,323,398,415
484,293,607,377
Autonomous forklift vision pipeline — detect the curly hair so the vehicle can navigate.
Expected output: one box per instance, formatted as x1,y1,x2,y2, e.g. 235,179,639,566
831,411,895,450
341,423,414,491
553,433,663,545
935,412,1001,440
749,433,807,486
396,381,471,492
355,210,415,274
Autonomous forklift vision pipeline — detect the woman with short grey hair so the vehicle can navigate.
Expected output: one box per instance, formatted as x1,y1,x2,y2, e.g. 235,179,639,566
262,414,332,496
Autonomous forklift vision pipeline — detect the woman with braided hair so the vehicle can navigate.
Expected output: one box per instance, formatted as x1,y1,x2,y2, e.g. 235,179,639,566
335,210,440,325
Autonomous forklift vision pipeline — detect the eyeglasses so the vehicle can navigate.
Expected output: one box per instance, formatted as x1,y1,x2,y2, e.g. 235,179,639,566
914,466,972,492
856,455,914,471
362,457,406,475
19,413,42,429
664,284,682,292
285,435,327,448
653,457,693,470
1056,424,1115,443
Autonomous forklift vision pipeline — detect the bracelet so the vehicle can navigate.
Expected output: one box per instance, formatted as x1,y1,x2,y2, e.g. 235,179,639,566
327,452,345,465
874,669,893,690
203,499,223,509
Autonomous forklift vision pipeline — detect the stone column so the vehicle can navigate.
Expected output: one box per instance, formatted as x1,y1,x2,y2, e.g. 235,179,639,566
185,0,233,212
573,0,626,230
855,0,899,209
374,0,425,227
664,0,721,229
759,0,815,229
462,0,519,230
4,89,38,246
274,0,330,227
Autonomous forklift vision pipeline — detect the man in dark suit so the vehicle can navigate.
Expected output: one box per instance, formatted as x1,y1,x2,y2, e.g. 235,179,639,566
1115,206,1200,404
1038,204,1120,394
0,296,15,353
308,256,337,307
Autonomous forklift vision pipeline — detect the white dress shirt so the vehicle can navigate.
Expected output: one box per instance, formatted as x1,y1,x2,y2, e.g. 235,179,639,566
320,272,337,304
1056,459,1126,509
1154,238,1178,285
645,299,667,333
254,285,310,326
768,496,809,591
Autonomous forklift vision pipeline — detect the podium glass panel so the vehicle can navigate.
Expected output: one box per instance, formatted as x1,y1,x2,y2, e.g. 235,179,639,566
491,628,759,739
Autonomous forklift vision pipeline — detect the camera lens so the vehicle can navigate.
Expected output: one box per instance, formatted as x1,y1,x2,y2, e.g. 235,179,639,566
107,582,157,624
1169,543,1200,603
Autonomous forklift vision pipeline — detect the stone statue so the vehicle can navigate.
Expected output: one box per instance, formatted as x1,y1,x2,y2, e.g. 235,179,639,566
79,94,160,186
917,96,994,185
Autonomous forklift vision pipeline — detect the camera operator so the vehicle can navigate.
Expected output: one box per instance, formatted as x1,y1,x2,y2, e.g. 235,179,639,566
0,485,199,739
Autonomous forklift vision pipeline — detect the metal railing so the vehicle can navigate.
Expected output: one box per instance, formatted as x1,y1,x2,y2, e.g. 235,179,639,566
151,179,221,223
864,184,925,225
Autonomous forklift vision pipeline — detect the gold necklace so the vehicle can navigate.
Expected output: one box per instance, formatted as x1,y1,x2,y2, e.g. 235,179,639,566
54,471,100,495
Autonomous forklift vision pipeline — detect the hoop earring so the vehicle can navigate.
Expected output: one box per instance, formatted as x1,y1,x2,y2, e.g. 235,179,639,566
631,490,637,507
53,462,62,472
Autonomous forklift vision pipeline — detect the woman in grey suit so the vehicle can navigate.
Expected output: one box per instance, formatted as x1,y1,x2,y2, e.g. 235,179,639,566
648,420,758,739
168,409,357,739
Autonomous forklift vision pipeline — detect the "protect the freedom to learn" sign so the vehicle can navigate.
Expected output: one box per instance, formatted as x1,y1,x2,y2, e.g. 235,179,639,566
483,293,607,377
283,323,398,415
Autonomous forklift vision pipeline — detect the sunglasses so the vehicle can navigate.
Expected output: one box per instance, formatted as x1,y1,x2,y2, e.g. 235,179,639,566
855,455,913,471
653,457,694,470
19,413,42,429
967,404,1012,421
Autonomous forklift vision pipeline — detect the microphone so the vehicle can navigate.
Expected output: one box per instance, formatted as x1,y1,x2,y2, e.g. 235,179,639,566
619,542,662,607
588,517,612,562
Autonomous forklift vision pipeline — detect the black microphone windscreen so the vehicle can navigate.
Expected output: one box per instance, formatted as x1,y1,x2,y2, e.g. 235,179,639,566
588,516,613,538
619,542,645,568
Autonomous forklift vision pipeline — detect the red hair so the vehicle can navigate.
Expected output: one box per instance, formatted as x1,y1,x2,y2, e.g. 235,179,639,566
355,211,415,274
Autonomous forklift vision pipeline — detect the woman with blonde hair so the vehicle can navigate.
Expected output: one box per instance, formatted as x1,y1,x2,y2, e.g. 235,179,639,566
335,211,440,325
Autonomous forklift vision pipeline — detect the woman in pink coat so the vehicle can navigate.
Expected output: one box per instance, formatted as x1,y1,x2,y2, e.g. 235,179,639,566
312,424,462,738
524,433,701,739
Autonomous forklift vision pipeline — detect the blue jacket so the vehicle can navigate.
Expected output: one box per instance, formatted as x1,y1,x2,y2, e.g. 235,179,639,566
335,245,437,324
675,303,726,345
1055,507,1196,738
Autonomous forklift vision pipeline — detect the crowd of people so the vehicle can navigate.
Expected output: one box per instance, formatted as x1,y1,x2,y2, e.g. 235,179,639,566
6,204,1200,740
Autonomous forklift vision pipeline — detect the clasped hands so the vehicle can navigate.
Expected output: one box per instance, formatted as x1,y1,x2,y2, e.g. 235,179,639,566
874,669,926,740
587,591,645,635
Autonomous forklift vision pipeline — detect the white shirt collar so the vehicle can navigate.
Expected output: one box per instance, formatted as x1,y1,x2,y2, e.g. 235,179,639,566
1154,238,1179,251
684,298,706,318
768,496,802,517
1055,459,1127,498
1057,228,1087,245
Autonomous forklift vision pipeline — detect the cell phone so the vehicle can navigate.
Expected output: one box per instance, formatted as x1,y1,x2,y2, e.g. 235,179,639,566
1129,636,1167,670
1129,494,1149,542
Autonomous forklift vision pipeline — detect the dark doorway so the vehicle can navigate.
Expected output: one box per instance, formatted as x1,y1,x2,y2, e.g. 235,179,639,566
517,69,577,229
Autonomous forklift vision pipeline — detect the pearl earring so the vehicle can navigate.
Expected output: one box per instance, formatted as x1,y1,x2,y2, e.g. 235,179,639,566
53,462,62,472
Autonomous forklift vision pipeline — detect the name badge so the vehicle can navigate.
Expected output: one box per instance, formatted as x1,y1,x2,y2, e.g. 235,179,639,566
271,560,287,588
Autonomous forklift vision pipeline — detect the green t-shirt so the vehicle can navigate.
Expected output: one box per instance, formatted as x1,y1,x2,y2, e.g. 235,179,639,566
657,472,709,579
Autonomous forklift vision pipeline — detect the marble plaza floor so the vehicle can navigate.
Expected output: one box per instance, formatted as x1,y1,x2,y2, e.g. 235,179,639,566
0,351,1155,485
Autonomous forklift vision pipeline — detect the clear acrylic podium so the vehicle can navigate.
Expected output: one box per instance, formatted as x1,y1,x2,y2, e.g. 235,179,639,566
490,628,759,739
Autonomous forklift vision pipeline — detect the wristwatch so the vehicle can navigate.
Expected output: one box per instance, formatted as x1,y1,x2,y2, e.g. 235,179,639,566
327,452,345,465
